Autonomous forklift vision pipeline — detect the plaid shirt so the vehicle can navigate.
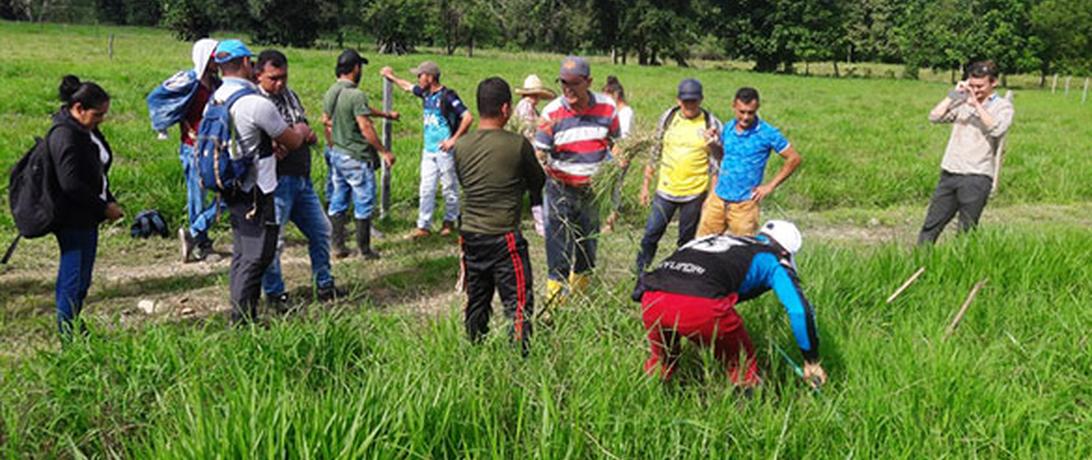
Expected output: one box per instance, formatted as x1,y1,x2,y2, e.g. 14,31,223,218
261,85,313,176
264,86,308,126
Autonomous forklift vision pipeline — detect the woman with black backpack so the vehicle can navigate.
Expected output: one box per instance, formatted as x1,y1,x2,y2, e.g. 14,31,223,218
48,75,124,337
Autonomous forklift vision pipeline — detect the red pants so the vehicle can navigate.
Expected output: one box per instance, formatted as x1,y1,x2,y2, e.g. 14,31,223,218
641,290,759,386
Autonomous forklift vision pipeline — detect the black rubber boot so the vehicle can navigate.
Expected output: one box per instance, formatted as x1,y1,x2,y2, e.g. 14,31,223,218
330,213,351,259
356,218,380,260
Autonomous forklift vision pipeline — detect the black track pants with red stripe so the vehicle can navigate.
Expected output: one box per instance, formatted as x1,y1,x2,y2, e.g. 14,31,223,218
460,231,534,348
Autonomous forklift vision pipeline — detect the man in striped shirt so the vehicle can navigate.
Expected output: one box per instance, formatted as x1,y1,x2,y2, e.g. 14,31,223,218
533,56,621,305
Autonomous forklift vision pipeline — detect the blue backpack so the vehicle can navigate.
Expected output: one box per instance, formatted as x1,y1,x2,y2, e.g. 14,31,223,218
194,87,257,194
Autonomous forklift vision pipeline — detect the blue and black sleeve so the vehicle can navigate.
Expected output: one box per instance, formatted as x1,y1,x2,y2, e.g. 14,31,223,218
751,254,820,362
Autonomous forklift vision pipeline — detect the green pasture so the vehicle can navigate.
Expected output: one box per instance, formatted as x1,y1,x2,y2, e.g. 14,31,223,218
1,21,1090,229
0,21,1090,458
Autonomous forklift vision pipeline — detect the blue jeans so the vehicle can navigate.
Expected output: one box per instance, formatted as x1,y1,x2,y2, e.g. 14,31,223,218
545,178,599,281
262,176,334,296
328,150,376,220
417,151,459,229
180,144,222,241
635,193,705,273
55,227,98,336
323,147,335,205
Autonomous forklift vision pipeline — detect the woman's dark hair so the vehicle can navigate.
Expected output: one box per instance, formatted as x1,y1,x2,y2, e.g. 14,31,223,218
603,75,625,102
59,75,110,110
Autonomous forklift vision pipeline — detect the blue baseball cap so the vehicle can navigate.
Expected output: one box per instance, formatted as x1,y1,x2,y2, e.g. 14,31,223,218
678,78,703,101
213,39,254,64
559,56,590,82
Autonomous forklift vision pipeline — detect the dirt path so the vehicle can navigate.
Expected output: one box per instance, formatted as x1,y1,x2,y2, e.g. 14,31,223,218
2,202,1088,359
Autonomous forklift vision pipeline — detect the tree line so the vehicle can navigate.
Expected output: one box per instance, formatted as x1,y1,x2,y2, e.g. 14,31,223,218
2,0,1089,81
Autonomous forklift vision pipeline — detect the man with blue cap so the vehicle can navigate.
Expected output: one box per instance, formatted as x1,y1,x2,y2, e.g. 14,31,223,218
635,78,722,273
211,39,315,324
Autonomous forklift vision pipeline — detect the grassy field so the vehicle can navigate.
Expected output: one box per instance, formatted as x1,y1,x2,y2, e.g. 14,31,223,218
1,21,1090,458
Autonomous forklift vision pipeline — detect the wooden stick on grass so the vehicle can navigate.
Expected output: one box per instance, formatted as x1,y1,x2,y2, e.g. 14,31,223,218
944,278,988,340
886,266,926,304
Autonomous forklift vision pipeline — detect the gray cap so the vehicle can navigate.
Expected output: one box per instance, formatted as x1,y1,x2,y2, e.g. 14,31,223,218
410,61,441,77
559,56,590,81
677,78,703,101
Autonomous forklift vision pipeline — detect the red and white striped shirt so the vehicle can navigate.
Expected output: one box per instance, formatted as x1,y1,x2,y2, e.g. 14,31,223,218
533,91,620,186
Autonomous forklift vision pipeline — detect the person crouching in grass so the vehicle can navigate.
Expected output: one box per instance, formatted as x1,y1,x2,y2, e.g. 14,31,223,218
454,77,546,353
634,220,827,390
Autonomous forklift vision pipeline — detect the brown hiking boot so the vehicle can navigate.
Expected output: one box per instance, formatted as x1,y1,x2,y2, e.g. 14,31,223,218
409,227,431,240
440,221,456,236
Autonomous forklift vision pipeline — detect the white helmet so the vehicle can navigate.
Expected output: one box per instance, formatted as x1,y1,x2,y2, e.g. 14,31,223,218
760,220,802,254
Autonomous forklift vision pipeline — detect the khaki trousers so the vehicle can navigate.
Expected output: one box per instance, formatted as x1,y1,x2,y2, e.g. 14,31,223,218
696,195,760,237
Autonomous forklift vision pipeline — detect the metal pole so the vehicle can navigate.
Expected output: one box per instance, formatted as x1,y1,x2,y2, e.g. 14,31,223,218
108,33,114,60
381,77,393,219
1083,78,1089,104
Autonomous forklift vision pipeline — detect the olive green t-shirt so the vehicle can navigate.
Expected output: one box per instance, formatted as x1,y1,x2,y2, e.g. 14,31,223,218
454,128,546,235
322,80,375,162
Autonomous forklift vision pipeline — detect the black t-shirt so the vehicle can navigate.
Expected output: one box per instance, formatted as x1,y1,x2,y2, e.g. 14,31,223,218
641,234,780,299
264,87,311,177
277,145,311,177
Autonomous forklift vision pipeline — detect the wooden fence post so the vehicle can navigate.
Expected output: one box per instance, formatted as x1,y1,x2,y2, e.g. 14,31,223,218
1051,74,1057,93
108,33,114,60
991,90,1014,195
1083,78,1089,104
1064,76,1071,95
380,77,393,219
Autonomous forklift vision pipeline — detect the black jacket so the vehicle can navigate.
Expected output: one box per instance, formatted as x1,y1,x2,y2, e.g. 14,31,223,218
47,110,115,229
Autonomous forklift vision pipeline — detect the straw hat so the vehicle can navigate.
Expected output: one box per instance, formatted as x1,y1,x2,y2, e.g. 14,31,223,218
516,74,556,98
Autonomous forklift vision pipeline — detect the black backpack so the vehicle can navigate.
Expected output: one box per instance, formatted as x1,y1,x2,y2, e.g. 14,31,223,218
8,126,62,238
130,209,170,239
437,87,464,136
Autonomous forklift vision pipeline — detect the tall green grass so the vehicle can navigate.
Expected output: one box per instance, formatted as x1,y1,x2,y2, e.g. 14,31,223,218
2,227,1088,458
1,21,1089,459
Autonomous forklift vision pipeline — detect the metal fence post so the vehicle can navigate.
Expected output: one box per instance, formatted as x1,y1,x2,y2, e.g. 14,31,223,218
381,77,393,219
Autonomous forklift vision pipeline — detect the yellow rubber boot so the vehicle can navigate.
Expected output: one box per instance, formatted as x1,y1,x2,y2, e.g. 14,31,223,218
546,278,566,306
568,272,591,297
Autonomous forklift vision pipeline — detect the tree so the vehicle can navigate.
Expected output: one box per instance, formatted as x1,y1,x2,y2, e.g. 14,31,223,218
841,0,900,63
716,0,842,73
247,0,325,47
1031,0,1092,80
894,0,976,80
619,0,696,66
160,0,216,41
94,0,160,25
362,0,428,54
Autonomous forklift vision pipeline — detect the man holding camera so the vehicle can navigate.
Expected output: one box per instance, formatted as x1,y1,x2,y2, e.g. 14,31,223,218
918,60,1014,244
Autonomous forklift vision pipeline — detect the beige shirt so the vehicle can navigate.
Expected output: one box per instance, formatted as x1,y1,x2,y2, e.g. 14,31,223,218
514,97,539,140
930,93,1014,177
